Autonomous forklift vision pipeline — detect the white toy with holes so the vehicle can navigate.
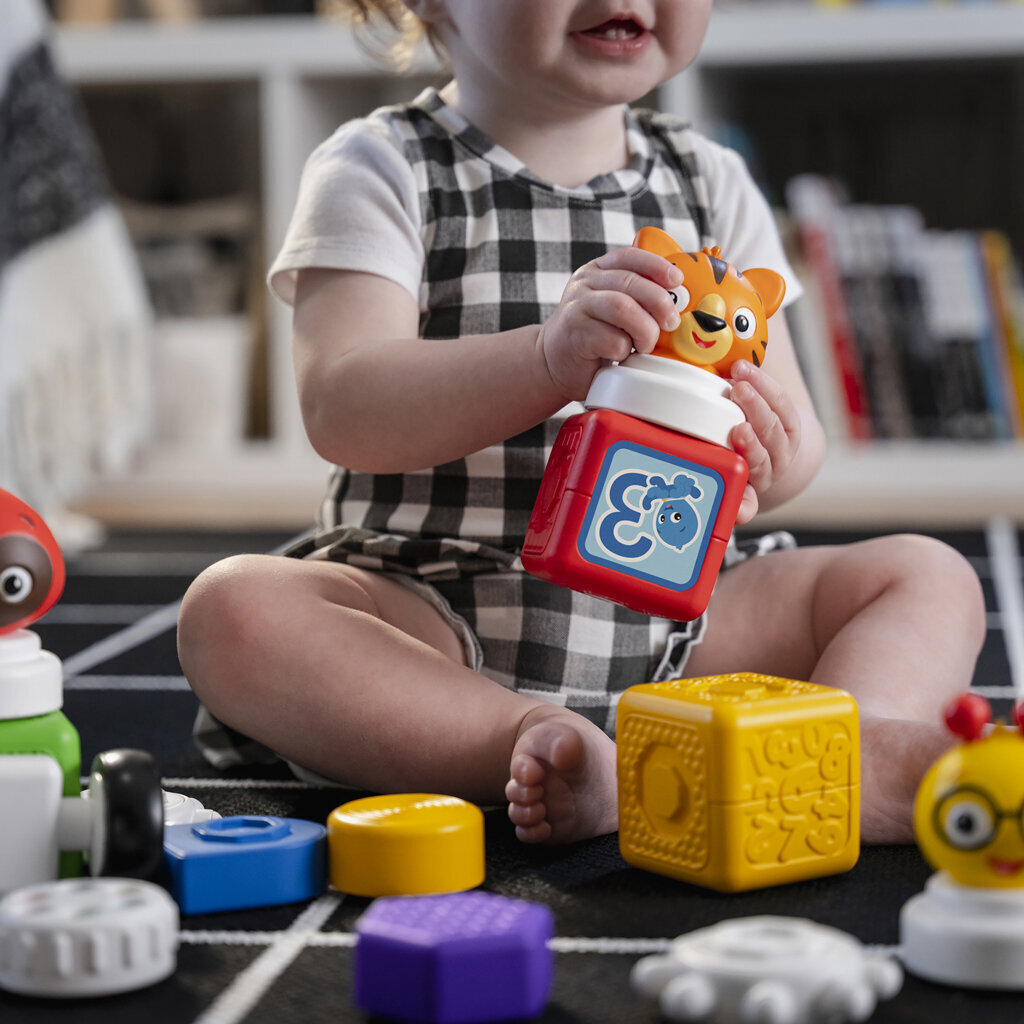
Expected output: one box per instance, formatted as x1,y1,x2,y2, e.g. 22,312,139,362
631,916,903,1024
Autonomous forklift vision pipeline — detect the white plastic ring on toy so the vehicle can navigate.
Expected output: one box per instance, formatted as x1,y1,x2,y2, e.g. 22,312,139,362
900,871,1024,989
163,790,221,825
0,877,178,997
632,916,902,1024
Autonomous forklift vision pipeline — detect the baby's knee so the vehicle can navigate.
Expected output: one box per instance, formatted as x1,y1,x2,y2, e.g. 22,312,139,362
177,554,279,694
881,534,986,638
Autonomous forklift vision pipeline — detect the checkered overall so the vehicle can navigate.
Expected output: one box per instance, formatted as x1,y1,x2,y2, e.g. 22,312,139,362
193,89,794,770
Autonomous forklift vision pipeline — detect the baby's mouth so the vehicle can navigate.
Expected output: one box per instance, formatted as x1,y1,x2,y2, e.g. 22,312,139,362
582,18,644,40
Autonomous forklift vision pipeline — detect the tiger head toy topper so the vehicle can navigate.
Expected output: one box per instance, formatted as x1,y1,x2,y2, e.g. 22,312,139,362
634,227,786,377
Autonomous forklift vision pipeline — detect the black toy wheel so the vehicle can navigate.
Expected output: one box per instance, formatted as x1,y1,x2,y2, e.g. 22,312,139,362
88,749,164,879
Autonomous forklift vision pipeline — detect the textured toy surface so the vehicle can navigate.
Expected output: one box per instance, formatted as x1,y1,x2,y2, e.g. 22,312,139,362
164,815,327,914
355,891,553,1023
631,916,901,1024
633,227,786,377
0,489,65,637
901,694,1024,988
521,409,747,621
617,673,860,892
0,878,178,998
328,794,485,897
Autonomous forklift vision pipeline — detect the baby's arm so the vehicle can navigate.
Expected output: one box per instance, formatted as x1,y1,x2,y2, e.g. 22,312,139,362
291,249,682,473
727,313,826,523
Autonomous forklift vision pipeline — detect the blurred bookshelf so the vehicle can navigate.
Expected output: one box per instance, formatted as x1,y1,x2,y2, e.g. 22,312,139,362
662,0,1024,528
51,2,1024,527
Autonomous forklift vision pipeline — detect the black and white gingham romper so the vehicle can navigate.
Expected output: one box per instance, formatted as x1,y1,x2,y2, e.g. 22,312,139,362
193,88,795,771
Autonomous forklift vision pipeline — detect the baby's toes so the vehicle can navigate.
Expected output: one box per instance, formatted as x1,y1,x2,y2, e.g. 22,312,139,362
509,752,546,788
514,819,553,844
508,799,547,828
505,777,543,805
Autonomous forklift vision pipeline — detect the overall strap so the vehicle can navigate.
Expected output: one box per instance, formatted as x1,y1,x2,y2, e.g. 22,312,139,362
637,111,715,249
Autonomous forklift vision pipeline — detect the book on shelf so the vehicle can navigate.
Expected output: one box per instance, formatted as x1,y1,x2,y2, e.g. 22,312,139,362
978,231,1024,438
777,211,848,444
785,175,873,441
917,230,1005,442
784,174,1024,443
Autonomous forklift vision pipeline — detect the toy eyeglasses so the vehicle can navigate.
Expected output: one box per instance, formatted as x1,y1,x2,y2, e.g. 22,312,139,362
933,785,1024,851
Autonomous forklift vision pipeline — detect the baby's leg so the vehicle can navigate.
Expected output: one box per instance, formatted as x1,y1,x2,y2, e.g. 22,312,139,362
686,534,987,843
177,554,616,842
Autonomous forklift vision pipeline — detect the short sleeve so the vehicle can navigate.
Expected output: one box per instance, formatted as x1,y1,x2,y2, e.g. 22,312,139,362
691,134,804,308
267,115,424,307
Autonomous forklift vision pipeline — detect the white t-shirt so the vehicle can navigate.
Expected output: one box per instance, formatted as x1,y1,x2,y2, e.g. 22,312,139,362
269,89,801,312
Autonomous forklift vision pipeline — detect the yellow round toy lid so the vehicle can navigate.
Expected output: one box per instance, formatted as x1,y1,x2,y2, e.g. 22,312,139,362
327,794,485,897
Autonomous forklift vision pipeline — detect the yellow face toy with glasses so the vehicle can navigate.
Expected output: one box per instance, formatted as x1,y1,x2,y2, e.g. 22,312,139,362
914,694,1024,889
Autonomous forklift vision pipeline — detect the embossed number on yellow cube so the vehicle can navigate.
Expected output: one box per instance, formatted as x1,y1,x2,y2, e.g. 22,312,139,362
617,673,860,892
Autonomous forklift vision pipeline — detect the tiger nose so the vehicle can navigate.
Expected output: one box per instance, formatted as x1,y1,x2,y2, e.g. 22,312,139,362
692,310,727,333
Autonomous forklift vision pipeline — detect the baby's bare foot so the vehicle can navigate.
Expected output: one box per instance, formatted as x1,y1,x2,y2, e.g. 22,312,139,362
860,715,955,844
505,704,618,844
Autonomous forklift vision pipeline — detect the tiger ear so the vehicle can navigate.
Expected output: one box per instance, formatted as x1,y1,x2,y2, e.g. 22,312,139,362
743,267,786,319
633,226,682,259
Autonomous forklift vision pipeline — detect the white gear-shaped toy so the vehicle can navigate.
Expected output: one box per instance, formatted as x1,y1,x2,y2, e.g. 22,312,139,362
631,916,902,1024
0,878,178,997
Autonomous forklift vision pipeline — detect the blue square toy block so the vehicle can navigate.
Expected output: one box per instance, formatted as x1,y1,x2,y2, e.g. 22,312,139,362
354,891,554,1023
163,815,327,915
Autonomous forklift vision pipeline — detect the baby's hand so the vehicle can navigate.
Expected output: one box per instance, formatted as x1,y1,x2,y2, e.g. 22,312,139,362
728,361,802,524
538,247,683,400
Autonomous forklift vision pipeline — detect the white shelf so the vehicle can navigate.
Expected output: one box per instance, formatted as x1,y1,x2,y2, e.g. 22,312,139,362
51,8,1024,528
73,440,1024,529
52,5,1024,82
758,442,1024,528
72,442,331,529
52,16,376,81
699,3,1024,66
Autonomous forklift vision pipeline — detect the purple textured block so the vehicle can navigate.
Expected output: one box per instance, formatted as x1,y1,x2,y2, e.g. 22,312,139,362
354,891,554,1023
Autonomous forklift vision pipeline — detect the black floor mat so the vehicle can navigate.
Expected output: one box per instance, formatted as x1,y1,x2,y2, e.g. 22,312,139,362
3,524,1023,1023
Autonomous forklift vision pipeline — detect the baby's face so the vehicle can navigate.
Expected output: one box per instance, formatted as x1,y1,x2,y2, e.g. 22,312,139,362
433,1,713,112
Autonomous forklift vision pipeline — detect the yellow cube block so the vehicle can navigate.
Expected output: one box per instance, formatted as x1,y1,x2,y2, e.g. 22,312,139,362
617,673,860,892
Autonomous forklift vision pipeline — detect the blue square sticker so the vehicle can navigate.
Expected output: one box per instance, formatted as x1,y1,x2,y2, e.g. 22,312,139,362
578,441,724,591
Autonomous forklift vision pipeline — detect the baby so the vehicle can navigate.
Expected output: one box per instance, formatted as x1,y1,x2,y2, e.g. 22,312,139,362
178,0,986,845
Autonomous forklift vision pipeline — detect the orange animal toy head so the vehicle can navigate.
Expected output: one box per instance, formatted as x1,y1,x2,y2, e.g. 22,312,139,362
634,227,786,377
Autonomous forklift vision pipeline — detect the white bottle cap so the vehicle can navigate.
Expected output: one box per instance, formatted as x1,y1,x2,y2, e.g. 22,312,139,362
584,354,744,448
0,878,178,997
0,630,63,721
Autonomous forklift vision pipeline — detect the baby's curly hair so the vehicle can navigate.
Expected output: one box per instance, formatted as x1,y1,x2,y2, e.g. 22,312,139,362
320,1,447,71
